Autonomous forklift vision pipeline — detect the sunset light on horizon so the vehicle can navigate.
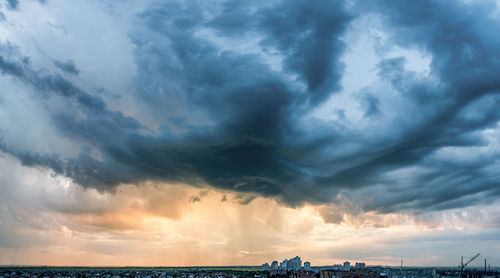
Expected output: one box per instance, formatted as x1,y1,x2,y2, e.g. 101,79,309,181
0,0,500,270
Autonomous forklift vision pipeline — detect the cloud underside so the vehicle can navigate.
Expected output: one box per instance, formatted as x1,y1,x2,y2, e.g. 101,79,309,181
1,0,500,216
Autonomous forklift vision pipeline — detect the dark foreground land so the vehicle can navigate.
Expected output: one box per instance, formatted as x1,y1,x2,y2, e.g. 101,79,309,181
0,266,498,278
0,266,259,278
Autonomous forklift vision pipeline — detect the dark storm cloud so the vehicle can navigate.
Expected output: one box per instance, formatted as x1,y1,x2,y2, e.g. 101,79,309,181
355,90,381,119
5,0,19,10
258,0,350,105
330,0,500,212
209,0,350,103
1,0,500,215
53,59,80,75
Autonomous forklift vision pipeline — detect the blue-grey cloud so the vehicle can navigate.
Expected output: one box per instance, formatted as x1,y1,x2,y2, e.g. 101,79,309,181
355,90,381,119
53,59,79,75
258,0,350,105
0,0,500,216
5,0,19,10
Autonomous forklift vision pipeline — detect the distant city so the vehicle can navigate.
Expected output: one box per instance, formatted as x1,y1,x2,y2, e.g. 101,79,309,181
259,256,499,278
261,256,365,273
1,258,498,278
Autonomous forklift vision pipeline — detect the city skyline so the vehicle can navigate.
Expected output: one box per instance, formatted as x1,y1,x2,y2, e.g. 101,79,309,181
1,0,500,267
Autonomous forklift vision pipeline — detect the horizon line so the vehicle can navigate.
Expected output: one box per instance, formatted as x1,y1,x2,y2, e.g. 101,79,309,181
1,265,497,268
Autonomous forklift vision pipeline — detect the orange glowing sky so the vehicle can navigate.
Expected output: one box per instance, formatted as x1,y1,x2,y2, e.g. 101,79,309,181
1,154,499,267
1,0,500,267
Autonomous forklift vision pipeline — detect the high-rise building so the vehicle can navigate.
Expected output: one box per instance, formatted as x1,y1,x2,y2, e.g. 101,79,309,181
343,261,350,271
262,263,269,271
290,256,302,271
304,262,311,271
271,261,279,272
355,262,365,269
272,256,305,272
281,259,289,271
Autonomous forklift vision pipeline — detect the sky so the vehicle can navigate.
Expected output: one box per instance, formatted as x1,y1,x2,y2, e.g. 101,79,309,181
0,0,500,267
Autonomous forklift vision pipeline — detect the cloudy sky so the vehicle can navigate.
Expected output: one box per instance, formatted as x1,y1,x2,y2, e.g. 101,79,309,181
1,0,500,267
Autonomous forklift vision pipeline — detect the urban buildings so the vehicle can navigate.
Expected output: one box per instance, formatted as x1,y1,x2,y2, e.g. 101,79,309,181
263,258,368,273
4,261,497,278
271,261,279,272
264,256,303,273
259,258,500,278
262,263,270,271
355,262,366,269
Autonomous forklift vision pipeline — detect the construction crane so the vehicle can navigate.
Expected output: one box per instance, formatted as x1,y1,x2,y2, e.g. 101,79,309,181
459,253,480,275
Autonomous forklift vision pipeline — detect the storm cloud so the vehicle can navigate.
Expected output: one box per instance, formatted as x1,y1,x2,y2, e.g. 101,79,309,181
53,59,80,75
1,0,500,216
